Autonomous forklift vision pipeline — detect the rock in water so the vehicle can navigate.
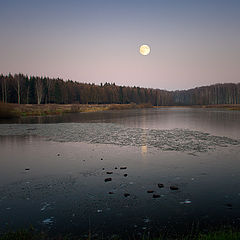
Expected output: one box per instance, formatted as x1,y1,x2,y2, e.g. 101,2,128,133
104,178,112,182
120,167,127,170
147,190,154,193
170,185,179,190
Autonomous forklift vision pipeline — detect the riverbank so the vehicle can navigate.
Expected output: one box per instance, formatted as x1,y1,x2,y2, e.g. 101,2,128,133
154,104,240,111
0,103,239,119
1,228,240,240
0,103,153,118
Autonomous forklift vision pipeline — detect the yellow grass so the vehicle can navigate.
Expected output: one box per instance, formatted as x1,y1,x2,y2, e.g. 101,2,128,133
154,104,240,110
0,103,153,118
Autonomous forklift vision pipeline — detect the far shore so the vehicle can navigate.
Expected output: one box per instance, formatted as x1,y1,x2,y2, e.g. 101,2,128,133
0,103,153,118
154,104,240,110
0,103,240,119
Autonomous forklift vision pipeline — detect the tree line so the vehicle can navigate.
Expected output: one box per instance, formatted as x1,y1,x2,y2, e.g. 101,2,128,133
0,73,240,105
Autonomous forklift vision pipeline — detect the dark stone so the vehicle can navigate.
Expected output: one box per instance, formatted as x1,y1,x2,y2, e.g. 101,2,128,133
124,193,130,197
120,167,127,170
124,174,128,177
153,194,160,198
25,168,30,171
102,168,105,170
115,167,118,169
147,190,154,193
104,178,112,182
107,171,113,174
101,158,103,160
57,153,60,156
170,185,179,190
158,183,164,188
108,192,114,194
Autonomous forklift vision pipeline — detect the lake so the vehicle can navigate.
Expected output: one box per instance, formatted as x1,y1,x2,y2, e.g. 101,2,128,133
0,107,240,238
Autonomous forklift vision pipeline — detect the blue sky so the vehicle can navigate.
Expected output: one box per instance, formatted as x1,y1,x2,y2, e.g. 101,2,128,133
0,0,239,90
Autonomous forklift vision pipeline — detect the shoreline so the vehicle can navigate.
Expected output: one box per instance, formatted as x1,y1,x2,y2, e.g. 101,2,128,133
0,103,240,119
1,227,240,240
154,104,240,110
0,103,153,118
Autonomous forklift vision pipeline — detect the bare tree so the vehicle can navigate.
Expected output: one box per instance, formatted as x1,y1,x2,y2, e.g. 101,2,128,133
35,77,43,104
1,76,8,103
13,74,22,104
46,77,53,103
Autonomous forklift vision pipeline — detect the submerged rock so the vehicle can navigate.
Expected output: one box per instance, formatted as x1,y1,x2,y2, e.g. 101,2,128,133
225,203,233,209
124,174,128,177
124,193,130,197
170,185,179,190
107,171,113,174
152,194,160,198
25,168,30,171
104,178,112,182
158,183,164,188
108,192,114,194
147,190,154,193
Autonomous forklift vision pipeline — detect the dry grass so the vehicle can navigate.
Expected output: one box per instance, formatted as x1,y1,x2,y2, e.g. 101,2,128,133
154,104,240,111
0,103,153,118
2,103,238,119
202,104,240,111
0,103,19,118
107,103,153,110
1,228,240,240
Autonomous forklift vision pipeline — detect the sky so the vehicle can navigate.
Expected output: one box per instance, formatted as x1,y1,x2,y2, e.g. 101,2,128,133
0,0,240,90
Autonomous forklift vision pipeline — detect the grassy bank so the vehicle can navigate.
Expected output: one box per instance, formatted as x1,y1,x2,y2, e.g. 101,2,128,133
1,103,239,119
201,104,240,111
0,103,153,118
154,104,240,111
1,228,240,240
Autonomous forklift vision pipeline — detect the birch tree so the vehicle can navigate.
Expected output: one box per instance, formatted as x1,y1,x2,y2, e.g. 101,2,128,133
35,77,43,104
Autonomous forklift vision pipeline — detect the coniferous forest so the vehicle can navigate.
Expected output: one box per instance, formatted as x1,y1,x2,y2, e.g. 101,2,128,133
0,73,240,106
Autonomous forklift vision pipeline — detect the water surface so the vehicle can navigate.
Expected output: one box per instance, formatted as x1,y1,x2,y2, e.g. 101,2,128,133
0,108,240,237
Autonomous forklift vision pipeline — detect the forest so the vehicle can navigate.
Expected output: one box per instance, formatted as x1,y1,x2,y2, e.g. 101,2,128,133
0,73,240,106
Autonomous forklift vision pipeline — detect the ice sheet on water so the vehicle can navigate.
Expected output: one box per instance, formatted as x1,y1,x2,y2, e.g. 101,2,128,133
41,202,51,211
0,123,239,153
42,217,54,224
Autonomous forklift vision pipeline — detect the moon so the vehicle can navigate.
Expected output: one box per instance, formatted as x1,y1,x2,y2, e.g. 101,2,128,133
139,44,150,56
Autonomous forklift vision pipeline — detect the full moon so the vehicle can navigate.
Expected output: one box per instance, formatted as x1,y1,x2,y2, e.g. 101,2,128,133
139,44,150,56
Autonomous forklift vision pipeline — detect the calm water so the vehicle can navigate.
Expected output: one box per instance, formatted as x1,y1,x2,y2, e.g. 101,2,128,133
0,108,240,237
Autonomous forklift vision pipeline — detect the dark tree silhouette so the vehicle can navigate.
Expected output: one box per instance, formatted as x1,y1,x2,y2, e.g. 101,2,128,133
0,73,239,105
